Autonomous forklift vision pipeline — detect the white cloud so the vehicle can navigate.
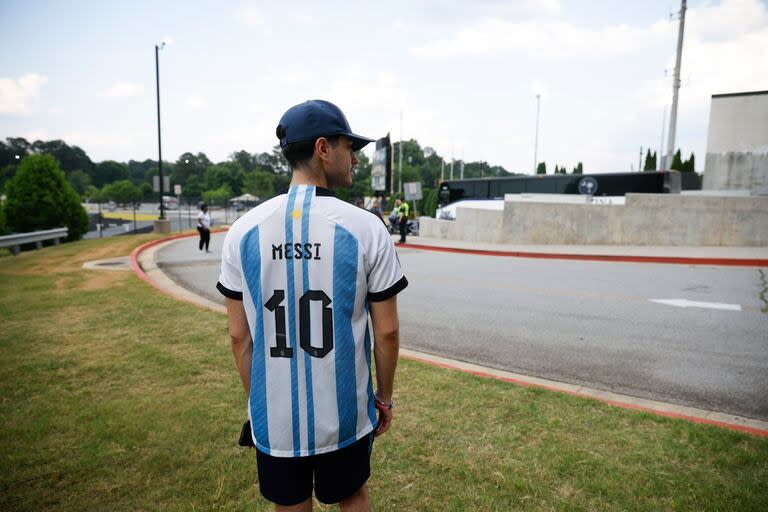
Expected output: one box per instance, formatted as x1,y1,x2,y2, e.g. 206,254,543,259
238,6,265,27
634,0,768,114
102,82,144,98
23,129,48,142
0,74,47,113
391,20,409,33
185,95,208,110
411,18,671,59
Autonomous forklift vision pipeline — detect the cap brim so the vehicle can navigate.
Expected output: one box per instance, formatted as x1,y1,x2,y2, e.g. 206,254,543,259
348,133,375,151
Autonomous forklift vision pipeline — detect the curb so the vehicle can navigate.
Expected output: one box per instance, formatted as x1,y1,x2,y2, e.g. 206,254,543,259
400,349,768,438
130,228,228,308
130,230,768,438
396,242,768,267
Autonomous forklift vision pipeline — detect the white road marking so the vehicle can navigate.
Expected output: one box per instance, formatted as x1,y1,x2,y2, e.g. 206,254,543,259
649,298,742,311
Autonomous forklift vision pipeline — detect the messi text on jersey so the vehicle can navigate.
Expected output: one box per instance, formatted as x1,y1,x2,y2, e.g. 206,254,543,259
272,242,322,261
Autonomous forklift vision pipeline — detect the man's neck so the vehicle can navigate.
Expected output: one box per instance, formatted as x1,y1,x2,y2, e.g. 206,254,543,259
290,167,329,189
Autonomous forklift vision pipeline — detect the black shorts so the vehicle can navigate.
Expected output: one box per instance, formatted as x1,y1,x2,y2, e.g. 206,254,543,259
256,432,374,506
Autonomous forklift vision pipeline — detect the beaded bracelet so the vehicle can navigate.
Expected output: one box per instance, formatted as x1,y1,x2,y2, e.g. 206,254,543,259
374,393,394,410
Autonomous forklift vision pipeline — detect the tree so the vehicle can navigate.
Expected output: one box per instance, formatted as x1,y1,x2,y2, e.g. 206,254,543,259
2,154,88,240
30,139,94,177
536,162,546,174
67,169,91,196
172,152,210,186
202,185,232,206
94,160,129,187
204,162,244,195
670,149,683,171
102,180,141,205
231,150,256,173
85,185,102,203
243,170,274,199
0,199,6,235
682,153,695,173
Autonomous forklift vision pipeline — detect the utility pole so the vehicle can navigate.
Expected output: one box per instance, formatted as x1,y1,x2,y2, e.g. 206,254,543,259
639,146,643,172
398,110,403,195
155,43,166,220
533,93,541,174
440,160,444,183
659,107,667,169
665,0,686,170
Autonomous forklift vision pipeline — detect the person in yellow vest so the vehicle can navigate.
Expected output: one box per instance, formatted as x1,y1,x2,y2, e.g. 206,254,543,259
395,198,410,244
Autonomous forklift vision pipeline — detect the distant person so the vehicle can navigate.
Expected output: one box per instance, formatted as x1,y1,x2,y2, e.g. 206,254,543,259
369,197,385,224
395,199,410,244
197,203,211,252
217,99,406,511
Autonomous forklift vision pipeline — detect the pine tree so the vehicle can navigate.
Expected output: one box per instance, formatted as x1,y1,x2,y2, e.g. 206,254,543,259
670,149,683,171
682,152,695,173
573,162,583,174
651,151,657,170
536,162,546,174
643,149,654,171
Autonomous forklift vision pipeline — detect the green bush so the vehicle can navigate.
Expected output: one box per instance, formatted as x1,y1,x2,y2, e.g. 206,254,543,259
2,154,89,241
419,188,438,218
0,200,7,235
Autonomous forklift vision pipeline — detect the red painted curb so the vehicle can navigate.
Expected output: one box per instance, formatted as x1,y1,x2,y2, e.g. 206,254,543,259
401,353,768,438
129,228,229,296
397,242,768,267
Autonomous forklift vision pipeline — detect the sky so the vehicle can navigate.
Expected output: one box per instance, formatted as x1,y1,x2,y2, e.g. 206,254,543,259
1,0,766,174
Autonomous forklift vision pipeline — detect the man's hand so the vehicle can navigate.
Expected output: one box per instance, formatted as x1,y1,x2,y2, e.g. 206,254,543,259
374,400,393,436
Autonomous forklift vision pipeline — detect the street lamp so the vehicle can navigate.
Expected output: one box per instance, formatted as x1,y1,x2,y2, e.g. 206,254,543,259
155,41,166,220
533,93,541,174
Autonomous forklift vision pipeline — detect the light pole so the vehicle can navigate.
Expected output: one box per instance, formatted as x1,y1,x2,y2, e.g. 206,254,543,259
533,94,541,174
665,0,687,169
155,42,166,220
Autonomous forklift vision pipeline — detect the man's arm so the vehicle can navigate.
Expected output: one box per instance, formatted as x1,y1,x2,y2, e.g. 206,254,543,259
369,295,400,436
226,297,252,397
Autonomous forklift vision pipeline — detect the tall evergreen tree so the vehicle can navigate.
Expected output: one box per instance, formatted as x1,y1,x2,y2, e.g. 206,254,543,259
643,149,654,171
536,162,546,174
670,149,683,171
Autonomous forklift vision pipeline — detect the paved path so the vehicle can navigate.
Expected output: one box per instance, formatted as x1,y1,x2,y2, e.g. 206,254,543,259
153,232,768,423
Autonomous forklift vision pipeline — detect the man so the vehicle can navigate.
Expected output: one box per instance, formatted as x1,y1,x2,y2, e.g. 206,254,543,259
395,199,410,244
217,100,407,511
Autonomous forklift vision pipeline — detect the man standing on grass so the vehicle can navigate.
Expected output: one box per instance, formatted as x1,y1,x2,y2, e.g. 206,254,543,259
217,100,406,511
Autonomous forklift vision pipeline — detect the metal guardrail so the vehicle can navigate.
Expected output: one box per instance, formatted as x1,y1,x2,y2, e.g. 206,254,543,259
0,227,69,255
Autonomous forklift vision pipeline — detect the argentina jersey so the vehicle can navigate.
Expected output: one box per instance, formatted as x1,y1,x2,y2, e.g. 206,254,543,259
217,184,407,457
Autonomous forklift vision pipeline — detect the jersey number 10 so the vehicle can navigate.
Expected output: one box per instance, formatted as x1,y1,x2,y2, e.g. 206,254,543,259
264,289,333,359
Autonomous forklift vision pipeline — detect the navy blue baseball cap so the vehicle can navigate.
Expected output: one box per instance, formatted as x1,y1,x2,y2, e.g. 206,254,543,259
276,100,375,151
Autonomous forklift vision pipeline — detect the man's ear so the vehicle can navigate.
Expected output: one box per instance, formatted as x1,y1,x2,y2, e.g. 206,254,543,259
314,137,331,163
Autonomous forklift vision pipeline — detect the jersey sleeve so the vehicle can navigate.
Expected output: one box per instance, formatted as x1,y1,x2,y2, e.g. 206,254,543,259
366,223,408,302
217,229,243,300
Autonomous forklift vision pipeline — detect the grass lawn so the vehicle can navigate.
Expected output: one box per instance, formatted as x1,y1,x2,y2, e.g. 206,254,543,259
1,236,767,511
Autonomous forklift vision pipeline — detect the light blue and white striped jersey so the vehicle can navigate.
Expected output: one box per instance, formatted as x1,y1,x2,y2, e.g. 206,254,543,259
217,185,407,457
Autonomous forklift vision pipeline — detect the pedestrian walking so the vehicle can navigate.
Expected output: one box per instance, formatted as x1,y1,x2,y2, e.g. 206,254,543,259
217,99,407,511
197,203,211,252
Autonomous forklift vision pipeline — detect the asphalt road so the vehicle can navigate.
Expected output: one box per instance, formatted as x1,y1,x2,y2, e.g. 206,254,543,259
157,232,768,421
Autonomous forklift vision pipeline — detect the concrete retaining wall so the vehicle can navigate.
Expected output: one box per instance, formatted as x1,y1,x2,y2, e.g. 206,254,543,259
420,194,768,246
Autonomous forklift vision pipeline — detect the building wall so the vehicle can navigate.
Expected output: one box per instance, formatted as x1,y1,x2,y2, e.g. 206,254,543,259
703,92,768,194
420,194,768,246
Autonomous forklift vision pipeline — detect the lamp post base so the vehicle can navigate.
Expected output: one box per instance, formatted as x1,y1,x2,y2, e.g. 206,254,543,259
153,219,172,234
